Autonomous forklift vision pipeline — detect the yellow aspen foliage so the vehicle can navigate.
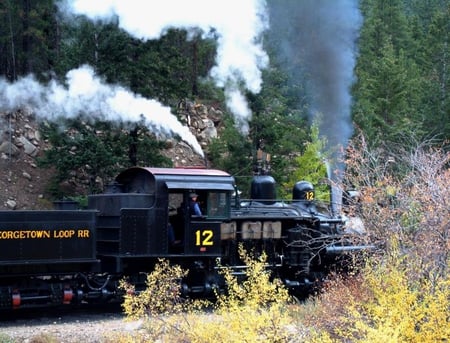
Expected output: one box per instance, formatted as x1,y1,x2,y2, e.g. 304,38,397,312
332,244,450,342
116,248,301,342
119,258,189,320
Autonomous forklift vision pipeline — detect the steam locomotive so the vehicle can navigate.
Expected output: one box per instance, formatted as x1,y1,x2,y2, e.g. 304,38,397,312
0,166,369,310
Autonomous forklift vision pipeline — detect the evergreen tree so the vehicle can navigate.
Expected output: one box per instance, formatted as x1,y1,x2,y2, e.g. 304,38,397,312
247,55,310,194
420,4,450,139
207,114,253,196
353,0,424,148
56,19,217,104
0,0,58,80
38,119,171,197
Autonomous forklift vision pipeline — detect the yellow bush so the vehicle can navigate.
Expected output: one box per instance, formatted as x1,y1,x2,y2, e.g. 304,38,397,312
119,258,190,319
296,242,449,342
116,247,301,342
188,245,296,342
320,245,450,342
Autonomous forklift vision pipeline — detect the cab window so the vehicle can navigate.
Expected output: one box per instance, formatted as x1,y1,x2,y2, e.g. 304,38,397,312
206,192,229,218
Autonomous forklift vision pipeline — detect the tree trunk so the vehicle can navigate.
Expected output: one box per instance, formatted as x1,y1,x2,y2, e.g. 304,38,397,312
21,0,31,74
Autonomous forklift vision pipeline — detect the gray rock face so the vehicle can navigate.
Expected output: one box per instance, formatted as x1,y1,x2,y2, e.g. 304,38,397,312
0,141,20,156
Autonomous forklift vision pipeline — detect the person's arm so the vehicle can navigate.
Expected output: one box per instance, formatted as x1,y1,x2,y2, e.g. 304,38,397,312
168,223,175,244
193,202,202,216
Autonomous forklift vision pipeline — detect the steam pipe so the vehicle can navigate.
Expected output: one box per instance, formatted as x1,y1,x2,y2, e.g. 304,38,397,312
325,245,376,255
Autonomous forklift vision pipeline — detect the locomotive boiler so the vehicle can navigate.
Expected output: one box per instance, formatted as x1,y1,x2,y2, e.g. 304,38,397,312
0,166,370,310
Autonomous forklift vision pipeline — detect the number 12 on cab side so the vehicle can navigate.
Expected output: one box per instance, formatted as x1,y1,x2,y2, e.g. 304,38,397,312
190,222,221,254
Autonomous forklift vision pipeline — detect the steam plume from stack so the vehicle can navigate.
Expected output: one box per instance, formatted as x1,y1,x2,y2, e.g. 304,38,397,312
0,65,203,155
60,0,269,133
1,0,270,156
268,0,362,157
268,0,362,212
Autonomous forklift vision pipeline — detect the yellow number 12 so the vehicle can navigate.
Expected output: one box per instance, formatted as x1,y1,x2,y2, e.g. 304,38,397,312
195,230,214,246
306,191,314,200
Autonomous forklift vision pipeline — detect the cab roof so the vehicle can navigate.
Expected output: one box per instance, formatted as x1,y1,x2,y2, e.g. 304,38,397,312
140,167,231,177
115,167,235,193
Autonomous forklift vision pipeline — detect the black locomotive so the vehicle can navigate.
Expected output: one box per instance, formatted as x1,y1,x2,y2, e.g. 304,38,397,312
0,166,369,310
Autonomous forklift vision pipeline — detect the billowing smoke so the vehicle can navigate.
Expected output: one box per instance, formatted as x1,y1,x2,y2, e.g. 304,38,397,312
268,0,362,211
59,0,269,133
0,65,203,155
268,0,362,158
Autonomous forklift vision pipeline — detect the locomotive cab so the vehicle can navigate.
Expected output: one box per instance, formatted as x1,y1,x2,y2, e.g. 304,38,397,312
166,188,232,254
88,167,235,273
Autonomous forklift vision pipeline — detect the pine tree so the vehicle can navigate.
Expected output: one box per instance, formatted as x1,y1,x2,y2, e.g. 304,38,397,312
353,0,423,148
420,4,450,139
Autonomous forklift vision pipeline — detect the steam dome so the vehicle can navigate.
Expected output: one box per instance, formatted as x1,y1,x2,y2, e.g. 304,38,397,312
251,175,276,204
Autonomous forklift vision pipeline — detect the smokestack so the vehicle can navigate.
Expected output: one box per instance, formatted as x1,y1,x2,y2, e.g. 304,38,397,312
326,160,343,216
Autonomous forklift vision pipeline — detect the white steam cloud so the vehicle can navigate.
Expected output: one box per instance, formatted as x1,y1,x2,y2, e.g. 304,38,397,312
1,0,269,157
0,65,203,155
61,0,269,133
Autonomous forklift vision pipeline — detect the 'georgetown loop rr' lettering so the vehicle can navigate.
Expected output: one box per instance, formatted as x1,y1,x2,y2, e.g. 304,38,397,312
0,229,90,239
